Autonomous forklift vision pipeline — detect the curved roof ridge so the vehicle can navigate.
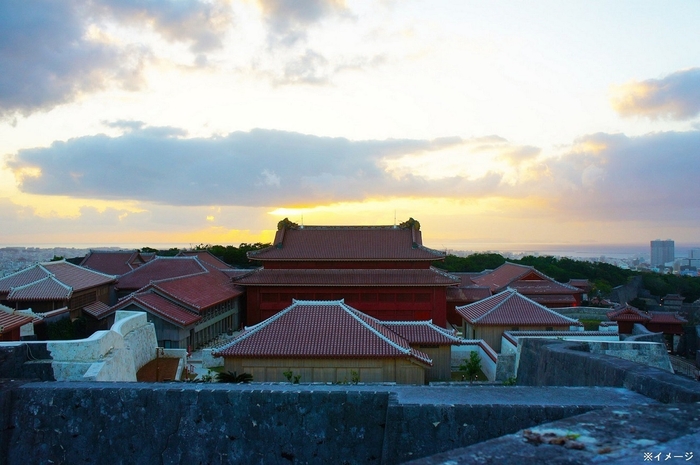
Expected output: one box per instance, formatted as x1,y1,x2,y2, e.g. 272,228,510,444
0,263,45,281
503,287,579,323
472,288,517,323
41,259,117,280
214,300,303,352
10,275,73,293
339,301,412,356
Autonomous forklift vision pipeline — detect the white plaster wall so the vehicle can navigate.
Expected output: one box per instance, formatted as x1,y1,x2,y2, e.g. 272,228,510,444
451,342,497,381
47,311,158,382
202,349,224,368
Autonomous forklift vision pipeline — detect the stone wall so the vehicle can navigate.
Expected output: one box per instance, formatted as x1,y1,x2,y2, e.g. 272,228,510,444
516,338,700,403
4,383,390,465
0,343,54,381
47,311,158,381
2,382,623,465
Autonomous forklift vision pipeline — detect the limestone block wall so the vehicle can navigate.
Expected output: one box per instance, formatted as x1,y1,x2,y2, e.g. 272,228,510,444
586,340,673,372
113,311,158,372
47,311,157,382
516,338,700,403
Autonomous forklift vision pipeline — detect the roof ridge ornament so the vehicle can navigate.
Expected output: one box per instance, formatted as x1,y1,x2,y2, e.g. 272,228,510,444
398,217,420,230
277,217,300,230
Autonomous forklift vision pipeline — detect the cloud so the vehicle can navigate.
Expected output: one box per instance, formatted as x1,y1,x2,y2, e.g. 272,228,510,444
278,49,330,85
531,130,700,221
0,1,146,118
94,0,233,54
0,0,232,118
258,0,348,47
8,124,698,226
6,126,506,207
611,68,700,120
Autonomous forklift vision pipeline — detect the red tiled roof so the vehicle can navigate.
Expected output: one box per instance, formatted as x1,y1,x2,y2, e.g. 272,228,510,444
528,294,578,305
0,261,115,304
234,267,459,286
456,289,579,326
606,305,651,322
445,286,492,303
249,226,445,262
8,276,72,301
152,265,243,311
41,261,116,290
80,250,154,275
509,279,582,295
214,300,431,365
113,292,202,327
0,310,35,332
116,257,208,291
382,321,465,345
177,251,232,270
568,279,591,290
649,312,688,324
471,262,581,294
83,301,112,319
450,271,481,287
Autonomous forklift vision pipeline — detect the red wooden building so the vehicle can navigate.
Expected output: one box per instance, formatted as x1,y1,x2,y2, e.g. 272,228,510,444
235,218,459,327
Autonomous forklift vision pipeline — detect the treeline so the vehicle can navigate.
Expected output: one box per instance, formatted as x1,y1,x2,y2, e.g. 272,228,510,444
433,253,700,303
138,243,270,268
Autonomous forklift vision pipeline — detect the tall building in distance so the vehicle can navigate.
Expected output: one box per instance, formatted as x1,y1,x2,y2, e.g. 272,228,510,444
651,239,675,267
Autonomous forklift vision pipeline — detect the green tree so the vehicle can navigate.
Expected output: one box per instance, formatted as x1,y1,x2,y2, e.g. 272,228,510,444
460,351,482,383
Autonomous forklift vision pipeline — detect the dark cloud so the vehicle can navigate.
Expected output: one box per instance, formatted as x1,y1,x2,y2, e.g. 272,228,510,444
534,130,700,221
0,0,232,118
6,126,502,207
94,0,233,54
259,0,348,47
612,68,700,120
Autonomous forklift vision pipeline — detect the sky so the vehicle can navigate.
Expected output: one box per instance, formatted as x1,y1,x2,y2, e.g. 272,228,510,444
1,0,700,251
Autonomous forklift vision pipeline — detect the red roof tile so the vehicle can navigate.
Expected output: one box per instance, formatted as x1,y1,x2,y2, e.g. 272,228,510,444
471,262,581,294
382,321,465,345
445,286,492,303
606,305,651,322
8,276,72,301
41,261,116,290
177,251,232,269
80,250,153,275
649,312,688,324
0,261,115,303
116,257,208,291
234,267,459,286
213,300,431,365
113,292,202,327
153,265,243,311
0,310,35,332
83,301,112,319
527,294,578,305
249,225,445,262
456,289,578,326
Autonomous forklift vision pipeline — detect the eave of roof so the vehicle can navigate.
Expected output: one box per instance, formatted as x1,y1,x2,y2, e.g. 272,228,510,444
213,299,432,365
233,267,460,287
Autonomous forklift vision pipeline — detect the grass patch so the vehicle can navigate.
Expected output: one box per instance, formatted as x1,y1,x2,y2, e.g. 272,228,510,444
579,319,603,331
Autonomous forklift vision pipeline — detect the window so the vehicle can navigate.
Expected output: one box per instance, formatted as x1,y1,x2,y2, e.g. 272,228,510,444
261,293,278,302
414,293,431,302
361,293,377,302
378,293,395,302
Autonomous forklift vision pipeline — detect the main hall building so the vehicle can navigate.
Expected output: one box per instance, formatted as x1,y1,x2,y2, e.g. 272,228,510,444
235,218,460,327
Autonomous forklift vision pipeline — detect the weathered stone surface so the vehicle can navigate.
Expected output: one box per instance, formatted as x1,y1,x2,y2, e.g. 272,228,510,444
517,338,700,403
405,403,700,464
1,382,654,465
0,343,54,381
